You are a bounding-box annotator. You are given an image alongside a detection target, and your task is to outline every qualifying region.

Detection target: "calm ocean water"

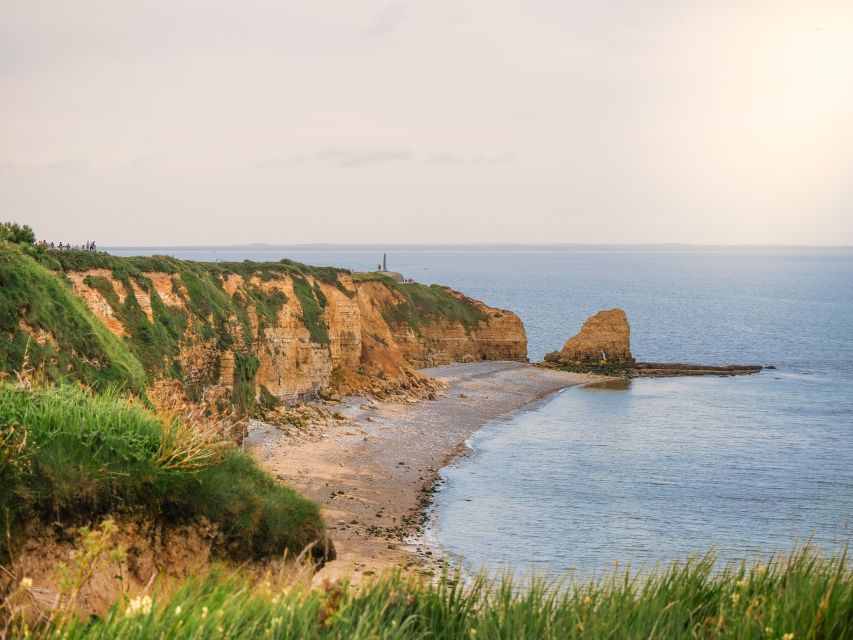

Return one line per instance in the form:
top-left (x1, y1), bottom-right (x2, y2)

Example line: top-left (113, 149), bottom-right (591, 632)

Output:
top-left (109, 245), bottom-right (853, 574)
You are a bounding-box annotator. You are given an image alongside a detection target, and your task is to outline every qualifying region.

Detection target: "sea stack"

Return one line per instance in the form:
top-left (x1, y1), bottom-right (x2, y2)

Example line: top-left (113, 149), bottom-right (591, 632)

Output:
top-left (545, 308), bottom-right (634, 367)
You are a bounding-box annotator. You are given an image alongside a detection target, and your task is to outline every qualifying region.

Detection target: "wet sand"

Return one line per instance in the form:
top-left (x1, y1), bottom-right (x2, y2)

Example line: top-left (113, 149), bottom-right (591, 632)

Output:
top-left (247, 361), bottom-right (602, 581)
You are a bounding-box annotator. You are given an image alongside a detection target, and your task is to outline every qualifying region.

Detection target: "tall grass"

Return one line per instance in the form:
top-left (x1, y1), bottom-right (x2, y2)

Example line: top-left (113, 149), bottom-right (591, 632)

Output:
top-left (0, 384), bottom-right (329, 561)
top-left (0, 243), bottom-right (147, 392)
top-left (18, 544), bottom-right (852, 639)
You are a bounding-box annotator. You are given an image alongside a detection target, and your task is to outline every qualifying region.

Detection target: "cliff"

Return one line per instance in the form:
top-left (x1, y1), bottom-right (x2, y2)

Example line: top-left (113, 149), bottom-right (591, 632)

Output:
top-left (0, 245), bottom-right (527, 409)
top-left (545, 308), bottom-right (634, 368)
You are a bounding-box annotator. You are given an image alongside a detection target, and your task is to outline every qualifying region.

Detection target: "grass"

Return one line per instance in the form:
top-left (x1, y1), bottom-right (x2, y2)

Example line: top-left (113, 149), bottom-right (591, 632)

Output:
top-left (2, 243), bottom-right (499, 416)
top-left (291, 276), bottom-right (329, 345)
top-left (353, 273), bottom-right (488, 334)
top-left (0, 243), bottom-right (147, 393)
top-left (0, 383), bottom-right (328, 562)
top-left (81, 274), bottom-right (189, 377)
top-left (0, 243), bottom-right (349, 412)
top-left (47, 250), bottom-right (348, 286)
top-left (48, 249), bottom-right (343, 351)
top-left (232, 353), bottom-right (261, 415)
top-left (14, 544), bottom-right (853, 639)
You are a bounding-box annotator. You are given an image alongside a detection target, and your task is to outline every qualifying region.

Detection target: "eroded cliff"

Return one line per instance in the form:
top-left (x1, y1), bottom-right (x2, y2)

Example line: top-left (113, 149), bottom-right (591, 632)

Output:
top-left (1, 246), bottom-right (526, 408)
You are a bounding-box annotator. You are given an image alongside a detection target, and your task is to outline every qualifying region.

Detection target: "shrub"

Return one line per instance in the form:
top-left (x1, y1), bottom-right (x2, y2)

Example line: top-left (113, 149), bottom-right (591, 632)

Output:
top-left (0, 384), bottom-right (327, 561)
top-left (0, 222), bottom-right (35, 245)
top-left (0, 243), bottom-right (147, 392)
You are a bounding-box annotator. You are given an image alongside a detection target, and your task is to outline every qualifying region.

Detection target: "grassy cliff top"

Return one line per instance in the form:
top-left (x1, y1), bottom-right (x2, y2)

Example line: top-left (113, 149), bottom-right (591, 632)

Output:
top-left (45, 249), bottom-right (349, 284)
top-left (0, 243), bottom-right (148, 393)
top-left (0, 383), bottom-right (329, 561)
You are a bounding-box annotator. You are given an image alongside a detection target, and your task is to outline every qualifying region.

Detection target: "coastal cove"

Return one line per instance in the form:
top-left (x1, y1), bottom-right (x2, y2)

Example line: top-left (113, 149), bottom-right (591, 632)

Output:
top-left (2, 240), bottom-right (852, 637)
top-left (109, 245), bottom-right (853, 578)
top-left (245, 361), bottom-right (603, 582)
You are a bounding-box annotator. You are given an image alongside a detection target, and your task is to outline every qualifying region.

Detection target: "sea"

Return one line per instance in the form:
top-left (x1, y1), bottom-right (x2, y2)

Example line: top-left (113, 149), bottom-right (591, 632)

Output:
top-left (108, 245), bottom-right (853, 576)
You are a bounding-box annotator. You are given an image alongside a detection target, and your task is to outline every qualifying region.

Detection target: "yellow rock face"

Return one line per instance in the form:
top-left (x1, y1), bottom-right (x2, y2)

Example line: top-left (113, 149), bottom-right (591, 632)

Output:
top-left (66, 268), bottom-right (528, 404)
top-left (546, 308), bottom-right (633, 367)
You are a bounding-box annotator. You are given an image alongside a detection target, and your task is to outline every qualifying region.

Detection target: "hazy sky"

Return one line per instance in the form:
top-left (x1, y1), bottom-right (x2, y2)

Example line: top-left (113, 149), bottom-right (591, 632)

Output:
top-left (2, 1), bottom-right (852, 245)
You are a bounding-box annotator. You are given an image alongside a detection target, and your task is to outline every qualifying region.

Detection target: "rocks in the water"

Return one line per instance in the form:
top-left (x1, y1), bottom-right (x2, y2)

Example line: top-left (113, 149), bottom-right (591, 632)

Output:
top-left (545, 308), bottom-right (764, 378)
top-left (545, 308), bottom-right (634, 368)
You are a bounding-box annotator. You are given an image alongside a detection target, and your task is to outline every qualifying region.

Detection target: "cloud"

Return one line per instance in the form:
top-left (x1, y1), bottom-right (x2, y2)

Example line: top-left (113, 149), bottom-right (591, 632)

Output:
top-left (360, 3), bottom-right (408, 39)
top-left (0, 160), bottom-right (83, 173)
top-left (446, 14), bottom-right (469, 25)
top-left (126, 156), bottom-right (162, 170)
top-left (316, 147), bottom-right (414, 167)
top-left (426, 151), bottom-right (518, 165)
top-left (254, 155), bottom-right (307, 169)
top-left (254, 148), bottom-right (517, 170)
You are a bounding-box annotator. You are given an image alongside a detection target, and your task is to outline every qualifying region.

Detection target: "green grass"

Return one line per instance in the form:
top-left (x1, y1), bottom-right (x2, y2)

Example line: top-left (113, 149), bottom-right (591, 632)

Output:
top-left (232, 353), bottom-right (261, 415)
top-left (21, 544), bottom-right (853, 639)
top-left (0, 243), bottom-right (147, 393)
top-left (82, 274), bottom-right (189, 376)
top-left (0, 384), bottom-right (328, 561)
top-left (353, 273), bottom-right (488, 334)
top-left (0, 244), bottom-right (349, 412)
top-left (47, 250), bottom-right (348, 285)
top-left (48, 249), bottom-right (344, 350)
top-left (2, 244), bottom-right (498, 416)
top-left (291, 276), bottom-right (329, 345)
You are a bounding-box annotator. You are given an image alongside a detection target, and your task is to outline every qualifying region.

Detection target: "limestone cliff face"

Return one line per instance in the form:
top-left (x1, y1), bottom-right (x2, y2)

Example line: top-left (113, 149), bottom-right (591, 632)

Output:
top-left (545, 308), bottom-right (634, 367)
top-left (355, 281), bottom-right (527, 370)
top-left (61, 260), bottom-right (527, 406)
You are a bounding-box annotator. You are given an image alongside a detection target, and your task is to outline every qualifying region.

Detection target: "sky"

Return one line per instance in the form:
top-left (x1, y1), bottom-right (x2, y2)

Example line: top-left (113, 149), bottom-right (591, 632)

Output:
top-left (1, 1), bottom-right (852, 246)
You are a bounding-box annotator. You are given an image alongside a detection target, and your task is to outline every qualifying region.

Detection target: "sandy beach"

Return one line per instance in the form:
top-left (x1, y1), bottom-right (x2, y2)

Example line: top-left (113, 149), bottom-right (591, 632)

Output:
top-left (247, 361), bottom-right (601, 581)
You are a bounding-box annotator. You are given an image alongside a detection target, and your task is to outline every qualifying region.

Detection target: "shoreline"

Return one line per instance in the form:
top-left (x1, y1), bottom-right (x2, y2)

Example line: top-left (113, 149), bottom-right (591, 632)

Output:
top-left (247, 361), bottom-right (605, 581)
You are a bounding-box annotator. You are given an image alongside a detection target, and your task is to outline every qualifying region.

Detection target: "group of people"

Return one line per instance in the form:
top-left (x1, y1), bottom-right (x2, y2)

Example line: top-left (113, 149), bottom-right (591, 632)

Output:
top-left (36, 239), bottom-right (97, 251)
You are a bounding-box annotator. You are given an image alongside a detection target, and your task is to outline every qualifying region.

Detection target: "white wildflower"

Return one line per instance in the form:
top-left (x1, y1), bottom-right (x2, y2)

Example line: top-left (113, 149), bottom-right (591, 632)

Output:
top-left (126, 594), bottom-right (153, 617)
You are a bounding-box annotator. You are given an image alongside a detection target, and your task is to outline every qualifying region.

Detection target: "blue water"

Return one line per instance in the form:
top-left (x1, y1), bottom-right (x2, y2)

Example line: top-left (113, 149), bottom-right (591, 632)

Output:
top-left (108, 245), bottom-right (853, 574)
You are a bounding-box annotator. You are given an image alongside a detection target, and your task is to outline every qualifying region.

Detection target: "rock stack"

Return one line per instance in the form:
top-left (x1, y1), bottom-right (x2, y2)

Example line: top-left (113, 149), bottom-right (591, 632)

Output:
top-left (545, 308), bottom-right (764, 377)
top-left (545, 308), bottom-right (634, 368)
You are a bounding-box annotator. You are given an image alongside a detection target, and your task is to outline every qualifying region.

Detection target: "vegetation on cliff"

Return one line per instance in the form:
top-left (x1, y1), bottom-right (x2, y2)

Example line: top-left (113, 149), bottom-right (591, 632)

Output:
top-left (0, 244), bottom-right (147, 393)
top-left (0, 384), bottom-right (329, 562)
top-left (7, 544), bottom-right (851, 639)
top-left (0, 243), bottom-right (340, 411)
top-left (353, 273), bottom-right (488, 334)
top-left (1, 239), bottom-right (520, 413)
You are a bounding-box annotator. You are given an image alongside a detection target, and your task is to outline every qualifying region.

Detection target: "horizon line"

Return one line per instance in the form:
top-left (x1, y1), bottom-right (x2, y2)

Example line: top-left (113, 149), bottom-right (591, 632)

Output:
top-left (102, 242), bottom-right (853, 250)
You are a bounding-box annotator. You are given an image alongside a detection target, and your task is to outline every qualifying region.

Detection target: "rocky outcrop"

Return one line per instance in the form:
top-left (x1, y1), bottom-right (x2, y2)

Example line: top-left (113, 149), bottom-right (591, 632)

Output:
top-left (544, 308), bottom-right (763, 378)
top-left (545, 308), bottom-right (634, 368)
top-left (632, 363), bottom-right (763, 377)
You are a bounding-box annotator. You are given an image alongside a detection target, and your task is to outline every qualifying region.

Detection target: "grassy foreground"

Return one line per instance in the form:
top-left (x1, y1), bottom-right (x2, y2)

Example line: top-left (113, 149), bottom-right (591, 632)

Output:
top-left (8, 545), bottom-right (852, 639)
top-left (0, 384), bottom-right (328, 560)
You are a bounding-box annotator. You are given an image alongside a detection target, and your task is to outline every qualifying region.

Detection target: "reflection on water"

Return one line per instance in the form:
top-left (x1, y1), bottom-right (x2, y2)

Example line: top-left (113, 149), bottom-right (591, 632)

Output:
top-left (582, 378), bottom-right (632, 392)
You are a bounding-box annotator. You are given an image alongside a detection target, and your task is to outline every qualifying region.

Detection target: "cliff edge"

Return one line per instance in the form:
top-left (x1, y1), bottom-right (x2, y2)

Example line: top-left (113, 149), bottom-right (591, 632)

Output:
top-left (0, 246), bottom-right (527, 409)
